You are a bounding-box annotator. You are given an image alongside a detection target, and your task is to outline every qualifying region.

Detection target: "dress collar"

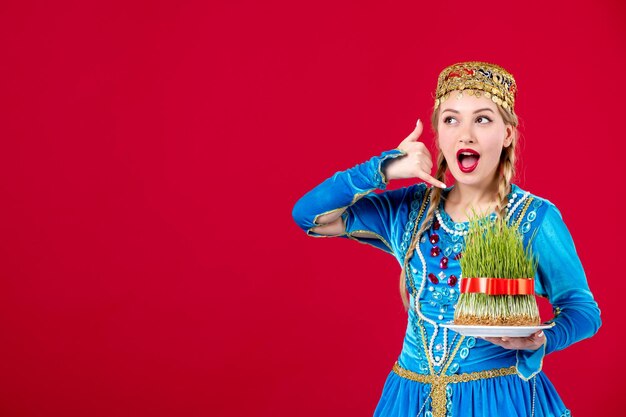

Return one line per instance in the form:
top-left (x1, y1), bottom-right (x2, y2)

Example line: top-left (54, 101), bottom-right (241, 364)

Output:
top-left (436, 183), bottom-right (523, 227)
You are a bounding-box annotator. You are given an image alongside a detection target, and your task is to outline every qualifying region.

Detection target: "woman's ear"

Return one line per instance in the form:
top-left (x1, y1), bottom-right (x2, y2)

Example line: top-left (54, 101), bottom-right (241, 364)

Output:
top-left (503, 125), bottom-right (515, 148)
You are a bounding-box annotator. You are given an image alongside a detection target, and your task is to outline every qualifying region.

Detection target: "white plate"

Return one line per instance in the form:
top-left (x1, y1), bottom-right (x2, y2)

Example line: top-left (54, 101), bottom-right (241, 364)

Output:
top-left (440, 323), bottom-right (555, 337)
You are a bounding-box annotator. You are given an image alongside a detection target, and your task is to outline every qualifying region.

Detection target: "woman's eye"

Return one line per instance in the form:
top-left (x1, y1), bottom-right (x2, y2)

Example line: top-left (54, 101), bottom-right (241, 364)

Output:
top-left (443, 116), bottom-right (456, 124)
top-left (476, 116), bottom-right (491, 124)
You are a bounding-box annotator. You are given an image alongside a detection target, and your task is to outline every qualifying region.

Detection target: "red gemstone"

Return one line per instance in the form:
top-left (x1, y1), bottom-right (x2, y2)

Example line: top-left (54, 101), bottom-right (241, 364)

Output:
top-left (454, 252), bottom-right (463, 260)
top-left (429, 234), bottom-right (439, 244)
top-left (428, 273), bottom-right (439, 284)
top-left (433, 220), bottom-right (440, 230)
top-left (439, 257), bottom-right (448, 269)
top-left (431, 246), bottom-right (441, 257)
top-left (448, 275), bottom-right (458, 286)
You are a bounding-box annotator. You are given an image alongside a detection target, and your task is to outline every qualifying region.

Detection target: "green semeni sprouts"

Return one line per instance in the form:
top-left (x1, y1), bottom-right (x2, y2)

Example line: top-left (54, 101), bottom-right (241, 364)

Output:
top-left (454, 214), bottom-right (541, 326)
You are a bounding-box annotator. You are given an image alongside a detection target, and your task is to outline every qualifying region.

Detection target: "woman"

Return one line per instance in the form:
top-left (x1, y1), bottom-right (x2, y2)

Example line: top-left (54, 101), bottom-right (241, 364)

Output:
top-left (292, 61), bottom-right (601, 417)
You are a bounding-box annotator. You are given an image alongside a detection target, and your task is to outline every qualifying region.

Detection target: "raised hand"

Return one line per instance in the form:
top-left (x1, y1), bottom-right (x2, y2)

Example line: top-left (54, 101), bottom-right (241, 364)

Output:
top-left (384, 119), bottom-right (447, 189)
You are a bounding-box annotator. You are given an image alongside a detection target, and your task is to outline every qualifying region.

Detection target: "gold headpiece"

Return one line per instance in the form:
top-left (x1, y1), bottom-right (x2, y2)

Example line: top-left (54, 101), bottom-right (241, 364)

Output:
top-left (434, 61), bottom-right (517, 114)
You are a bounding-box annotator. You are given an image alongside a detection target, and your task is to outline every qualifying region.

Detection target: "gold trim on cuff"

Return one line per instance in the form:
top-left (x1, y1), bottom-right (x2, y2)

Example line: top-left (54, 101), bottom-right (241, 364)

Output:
top-left (311, 190), bottom-right (375, 226)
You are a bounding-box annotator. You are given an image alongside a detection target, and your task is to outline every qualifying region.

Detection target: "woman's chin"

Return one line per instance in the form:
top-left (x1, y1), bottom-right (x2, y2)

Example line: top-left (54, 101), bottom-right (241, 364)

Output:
top-left (449, 169), bottom-right (498, 188)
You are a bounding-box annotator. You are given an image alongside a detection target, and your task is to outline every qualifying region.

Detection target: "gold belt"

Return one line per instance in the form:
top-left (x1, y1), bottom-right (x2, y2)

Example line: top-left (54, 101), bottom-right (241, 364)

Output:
top-left (392, 361), bottom-right (518, 417)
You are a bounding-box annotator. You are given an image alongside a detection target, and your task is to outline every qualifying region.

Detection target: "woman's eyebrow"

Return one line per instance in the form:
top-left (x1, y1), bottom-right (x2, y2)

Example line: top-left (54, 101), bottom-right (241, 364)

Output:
top-left (442, 108), bottom-right (495, 114)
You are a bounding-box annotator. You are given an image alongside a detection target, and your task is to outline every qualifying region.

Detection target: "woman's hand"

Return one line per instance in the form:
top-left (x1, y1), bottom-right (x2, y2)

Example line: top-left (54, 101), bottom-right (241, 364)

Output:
top-left (482, 330), bottom-right (546, 351)
top-left (383, 119), bottom-right (447, 188)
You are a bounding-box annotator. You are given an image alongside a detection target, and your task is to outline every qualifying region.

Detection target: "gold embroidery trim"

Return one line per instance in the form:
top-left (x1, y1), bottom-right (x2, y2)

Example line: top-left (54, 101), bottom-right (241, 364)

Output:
top-left (314, 148), bottom-right (407, 227)
top-left (401, 187), bottom-right (431, 275)
top-left (415, 316), bottom-right (467, 417)
top-left (310, 189), bottom-right (375, 226)
top-left (378, 148), bottom-right (407, 185)
top-left (347, 230), bottom-right (393, 253)
top-left (392, 361), bottom-right (517, 417)
top-left (513, 196), bottom-right (534, 228)
top-left (392, 361), bottom-right (517, 383)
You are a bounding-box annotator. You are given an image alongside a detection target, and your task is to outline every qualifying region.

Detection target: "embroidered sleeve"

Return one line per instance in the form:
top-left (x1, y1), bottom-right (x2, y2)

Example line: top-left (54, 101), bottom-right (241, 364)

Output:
top-left (516, 200), bottom-right (602, 380)
top-left (292, 149), bottom-right (411, 255)
top-left (341, 184), bottom-right (424, 255)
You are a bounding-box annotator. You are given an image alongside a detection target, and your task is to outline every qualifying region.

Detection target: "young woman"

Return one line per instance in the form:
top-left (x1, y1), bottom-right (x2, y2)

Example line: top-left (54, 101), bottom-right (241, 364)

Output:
top-left (292, 61), bottom-right (601, 417)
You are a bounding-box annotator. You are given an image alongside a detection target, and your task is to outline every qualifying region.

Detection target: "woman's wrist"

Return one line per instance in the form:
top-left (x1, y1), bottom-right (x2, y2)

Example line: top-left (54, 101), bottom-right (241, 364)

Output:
top-left (376, 148), bottom-right (406, 186)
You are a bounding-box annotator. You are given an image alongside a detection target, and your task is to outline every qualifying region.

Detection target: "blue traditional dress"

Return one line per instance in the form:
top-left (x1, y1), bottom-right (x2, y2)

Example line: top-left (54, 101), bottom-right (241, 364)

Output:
top-left (292, 149), bottom-right (602, 417)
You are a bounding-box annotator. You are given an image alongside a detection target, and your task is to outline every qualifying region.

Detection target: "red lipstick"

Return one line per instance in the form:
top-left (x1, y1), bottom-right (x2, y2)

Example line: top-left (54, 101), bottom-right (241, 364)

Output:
top-left (456, 148), bottom-right (480, 173)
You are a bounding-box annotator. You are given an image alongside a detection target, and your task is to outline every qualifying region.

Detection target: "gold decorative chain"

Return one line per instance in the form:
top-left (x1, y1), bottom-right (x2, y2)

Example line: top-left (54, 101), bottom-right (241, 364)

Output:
top-left (393, 361), bottom-right (517, 383)
top-left (392, 361), bottom-right (518, 417)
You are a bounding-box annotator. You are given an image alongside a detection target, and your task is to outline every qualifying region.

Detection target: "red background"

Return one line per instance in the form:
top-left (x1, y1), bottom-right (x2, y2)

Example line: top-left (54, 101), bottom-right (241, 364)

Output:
top-left (0, 1), bottom-right (624, 416)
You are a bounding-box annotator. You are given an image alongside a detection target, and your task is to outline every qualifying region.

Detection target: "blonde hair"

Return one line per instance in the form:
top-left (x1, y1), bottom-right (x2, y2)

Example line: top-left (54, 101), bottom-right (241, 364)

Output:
top-left (398, 102), bottom-right (520, 311)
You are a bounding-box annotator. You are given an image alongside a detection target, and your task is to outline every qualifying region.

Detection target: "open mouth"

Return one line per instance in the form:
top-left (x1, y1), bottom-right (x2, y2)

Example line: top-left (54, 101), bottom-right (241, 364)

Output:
top-left (457, 149), bottom-right (480, 173)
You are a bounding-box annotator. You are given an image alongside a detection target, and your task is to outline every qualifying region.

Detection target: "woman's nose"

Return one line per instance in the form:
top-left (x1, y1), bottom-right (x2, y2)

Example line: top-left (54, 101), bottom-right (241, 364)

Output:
top-left (459, 135), bottom-right (475, 144)
top-left (457, 122), bottom-right (475, 143)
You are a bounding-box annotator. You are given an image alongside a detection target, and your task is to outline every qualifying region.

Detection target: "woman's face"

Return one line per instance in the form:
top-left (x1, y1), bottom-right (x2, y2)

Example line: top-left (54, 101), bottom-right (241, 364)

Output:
top-left (436, 90), bottom-right (514, 189)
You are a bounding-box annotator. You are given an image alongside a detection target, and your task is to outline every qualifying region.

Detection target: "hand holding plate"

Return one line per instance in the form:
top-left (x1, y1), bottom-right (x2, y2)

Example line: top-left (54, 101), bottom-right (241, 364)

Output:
top-left (482, 330), bottom-right (546, 351)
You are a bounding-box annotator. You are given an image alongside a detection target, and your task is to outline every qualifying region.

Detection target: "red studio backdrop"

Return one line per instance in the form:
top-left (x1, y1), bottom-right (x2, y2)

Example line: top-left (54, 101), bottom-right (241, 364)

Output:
top-left (0, 1), bottom-right (624, 416)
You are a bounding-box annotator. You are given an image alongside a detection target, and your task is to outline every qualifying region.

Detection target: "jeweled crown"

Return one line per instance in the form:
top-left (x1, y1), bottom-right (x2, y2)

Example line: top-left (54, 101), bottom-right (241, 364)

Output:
top-left (434, 61), bottom-right (517, 114)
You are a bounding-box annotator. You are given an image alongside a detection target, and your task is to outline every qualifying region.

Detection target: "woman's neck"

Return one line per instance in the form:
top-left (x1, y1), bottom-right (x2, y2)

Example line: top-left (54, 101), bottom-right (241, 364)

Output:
top-left (444, 181), bottom-right (501, 221)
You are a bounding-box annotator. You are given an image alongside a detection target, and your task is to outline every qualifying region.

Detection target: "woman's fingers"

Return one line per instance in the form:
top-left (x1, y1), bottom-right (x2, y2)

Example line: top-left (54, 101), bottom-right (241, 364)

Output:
top-left (391, 118), bottom-right (446, 188)
top-left (529, 330), bottom-right (545, 346)
top-left (422, 158), bottom-right (433, 173)
top-left (404, 118), bottom-right (424, 142)
top-left (482, 331), bottom-right (545, 350)
top-left (481, 337), bottom-right (503, 346)
top-left (417, 171), bottom-right (447, 189)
